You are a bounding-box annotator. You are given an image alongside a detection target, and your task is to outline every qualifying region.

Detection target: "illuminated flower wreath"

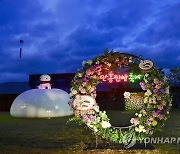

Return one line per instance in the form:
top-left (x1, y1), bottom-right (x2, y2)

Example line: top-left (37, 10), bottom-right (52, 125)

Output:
top-left (69, 50), bottom-right (172, 143)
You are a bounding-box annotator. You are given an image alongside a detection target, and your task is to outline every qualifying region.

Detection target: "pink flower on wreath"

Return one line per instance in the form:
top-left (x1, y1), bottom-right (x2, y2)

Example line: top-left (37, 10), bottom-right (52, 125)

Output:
top-left (157, 104), bottom-right (163, 110)
top-left (160, 88), bottom-right (166, 94)
top-left (155, 83), bottom-right (163, 89)
top-left (153, 89), bottom-right (159, 94)
top-left (162, 101), bottom-right (167, 106)
top-left (158, 114), bottom-right (165, 120)
top-left (83, 114), bottom-right (89, 121)
top-left (93, 93), bottom-right (97, 98)
top-left (153, 78), bottom-right (164, 89)
top-left (130, 118), bottom-right (139, 125)
top-left (82, 82), bottom-right (87, 87)
top-left (145, 128), bottom-right (150, 134)
top-left (142, 109), bottom-right (147, 116)
top-left (152, 111), bottom-right (158, 118)
top-left (97, 72), bottom-right (101, 76)
top-left (144, 120), bottom-right (151, 125)
top-left (86, 69), bottom-right (94, 76)
top-left (105, 62), bottom-right (111, 67)
top-left (83, 78), bottom-right (88, 82)
top-left (115, 58), bottom-right (119, 63)
top-left (155, 94), bottom-right (161, 101)
top-left (153, 78), bottom-right (159, 84)
top-left (140, 82), bottom-right (146, 90)
top-left (90, 86), bottom-right (96, 92)
top-left (87, 85), bottom-right (95, 92)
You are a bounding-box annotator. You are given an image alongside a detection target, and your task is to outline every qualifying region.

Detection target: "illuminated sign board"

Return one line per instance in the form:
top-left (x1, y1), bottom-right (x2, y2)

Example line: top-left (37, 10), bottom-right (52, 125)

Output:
top-left (99, 72), bottom-right (142, 83)
top-left (128, 73), bottom-right (142, 83)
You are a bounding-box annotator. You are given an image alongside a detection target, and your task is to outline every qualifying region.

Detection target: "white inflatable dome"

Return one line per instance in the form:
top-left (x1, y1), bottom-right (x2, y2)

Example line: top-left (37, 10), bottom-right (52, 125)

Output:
top-left (10, 89), bottom-right (73, 118)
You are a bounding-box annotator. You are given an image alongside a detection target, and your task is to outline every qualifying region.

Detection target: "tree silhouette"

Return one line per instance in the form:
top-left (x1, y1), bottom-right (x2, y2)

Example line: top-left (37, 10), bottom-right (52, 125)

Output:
top-left (169, 67), bottom-right (180, 108)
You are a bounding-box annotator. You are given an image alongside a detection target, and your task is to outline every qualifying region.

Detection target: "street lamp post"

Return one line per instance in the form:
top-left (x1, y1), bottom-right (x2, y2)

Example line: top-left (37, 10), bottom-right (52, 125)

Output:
top-left (19, 39), bottom-right (24, 58)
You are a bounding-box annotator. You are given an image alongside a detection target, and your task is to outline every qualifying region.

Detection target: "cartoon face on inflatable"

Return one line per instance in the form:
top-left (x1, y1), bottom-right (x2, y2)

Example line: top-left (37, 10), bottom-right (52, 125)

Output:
top-left (40, 74), bottom-right (51, 82)
top-left (72, 95), bottom-right (96, 111)
top-left (139, 60), bottom-right (154, 71)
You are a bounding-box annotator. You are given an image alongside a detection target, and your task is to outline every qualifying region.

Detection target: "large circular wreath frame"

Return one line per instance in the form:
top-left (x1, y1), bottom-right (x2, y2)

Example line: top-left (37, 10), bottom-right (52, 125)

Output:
top-left (69, 51), bottom-right (172, 143)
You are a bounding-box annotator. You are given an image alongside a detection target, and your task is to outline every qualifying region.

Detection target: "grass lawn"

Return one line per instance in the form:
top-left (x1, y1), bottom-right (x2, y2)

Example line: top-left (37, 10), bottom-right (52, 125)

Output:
top-left (0, 108), bottom-right (180, 154)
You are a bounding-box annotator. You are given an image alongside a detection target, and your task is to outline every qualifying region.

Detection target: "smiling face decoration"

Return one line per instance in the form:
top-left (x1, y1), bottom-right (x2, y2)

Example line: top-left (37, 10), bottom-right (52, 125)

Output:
top-left (40, 74), bottom-right (51, 82)
top-left (72, 95), bottom-right (98, 116)
top-left (73, 95), bottom-right (96, 110)
top-left (139, 60), bottom-right (154, 71)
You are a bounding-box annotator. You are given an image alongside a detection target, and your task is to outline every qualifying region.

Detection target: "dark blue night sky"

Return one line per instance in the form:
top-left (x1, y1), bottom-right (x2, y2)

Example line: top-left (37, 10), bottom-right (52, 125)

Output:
top-left (0, 0), bottom-right (180, 83)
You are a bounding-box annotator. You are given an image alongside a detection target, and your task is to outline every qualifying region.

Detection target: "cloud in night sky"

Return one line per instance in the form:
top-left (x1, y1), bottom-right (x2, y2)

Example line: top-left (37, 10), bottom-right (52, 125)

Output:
top-left (0, 0), bottom-right (179, 82)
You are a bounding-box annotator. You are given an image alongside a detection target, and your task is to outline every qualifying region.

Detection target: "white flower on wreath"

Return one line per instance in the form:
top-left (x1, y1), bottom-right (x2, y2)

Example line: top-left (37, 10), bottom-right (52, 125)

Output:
top-left (101, 111), bottom-right (107, 118)
top-left (144, 97), bottom-right (148, 103)
top-left (152, 120), bottom-right (157, 126)
top-left (101, 121), bottom-right (111, 128)
top-left (93, 105), bottom-right (99, 112)
top-left (144, 73), bottom-right (149, 77)
top-left (138, 114), bottom-right (142, 118)
top-left (93, 126), bottom-right (98, 132)
top-left (87, 122), bottom-right (91, 127)
top-left (87, 60), bottom-right (93, 65)
top-left (149, 96), bottom-right (156, 104)
top-left (166, 86), bottom-right (169, 94)
top-left (96, 117), bottom-right (101, 123)
top-left (71, 89), bottom-right (77, 95)
top-left (124, 92), bottom-right (131, 98)
top-left (95, 61), bottom-right (100, 64)
top-left (144, 79), bottom-right (148, 83)
top-left (135, 125), bottom-right (145, 133)
top-left (145, 89), bottom-right (152, 96)
top-left (77, 73), bottom-right (83, 78)
top-left (82, 61), bottom-right (86, 66)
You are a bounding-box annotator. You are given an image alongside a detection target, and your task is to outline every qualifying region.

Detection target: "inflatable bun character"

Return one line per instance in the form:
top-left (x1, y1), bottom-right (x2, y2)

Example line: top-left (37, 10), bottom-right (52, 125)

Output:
top-left (37, 74), bottom-right (51, 89)
top-left (72, 95), bottom-right (99, 116)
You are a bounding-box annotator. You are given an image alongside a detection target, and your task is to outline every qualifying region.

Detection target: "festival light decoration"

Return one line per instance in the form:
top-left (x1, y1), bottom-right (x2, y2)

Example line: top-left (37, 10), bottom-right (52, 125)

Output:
top-left (100, 72), bottom-right (128, 83)
top-left (99, 72), bottom-right (142, 83)
top-left (70, 51), bottom-right (172, 144)
top-left (128, 73), bottom-right (142, 83)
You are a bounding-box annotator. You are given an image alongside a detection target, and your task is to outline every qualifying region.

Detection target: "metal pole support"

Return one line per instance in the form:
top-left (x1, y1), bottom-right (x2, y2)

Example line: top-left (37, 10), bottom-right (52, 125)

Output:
top-left (95, 134), bottom-right (98, 148)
